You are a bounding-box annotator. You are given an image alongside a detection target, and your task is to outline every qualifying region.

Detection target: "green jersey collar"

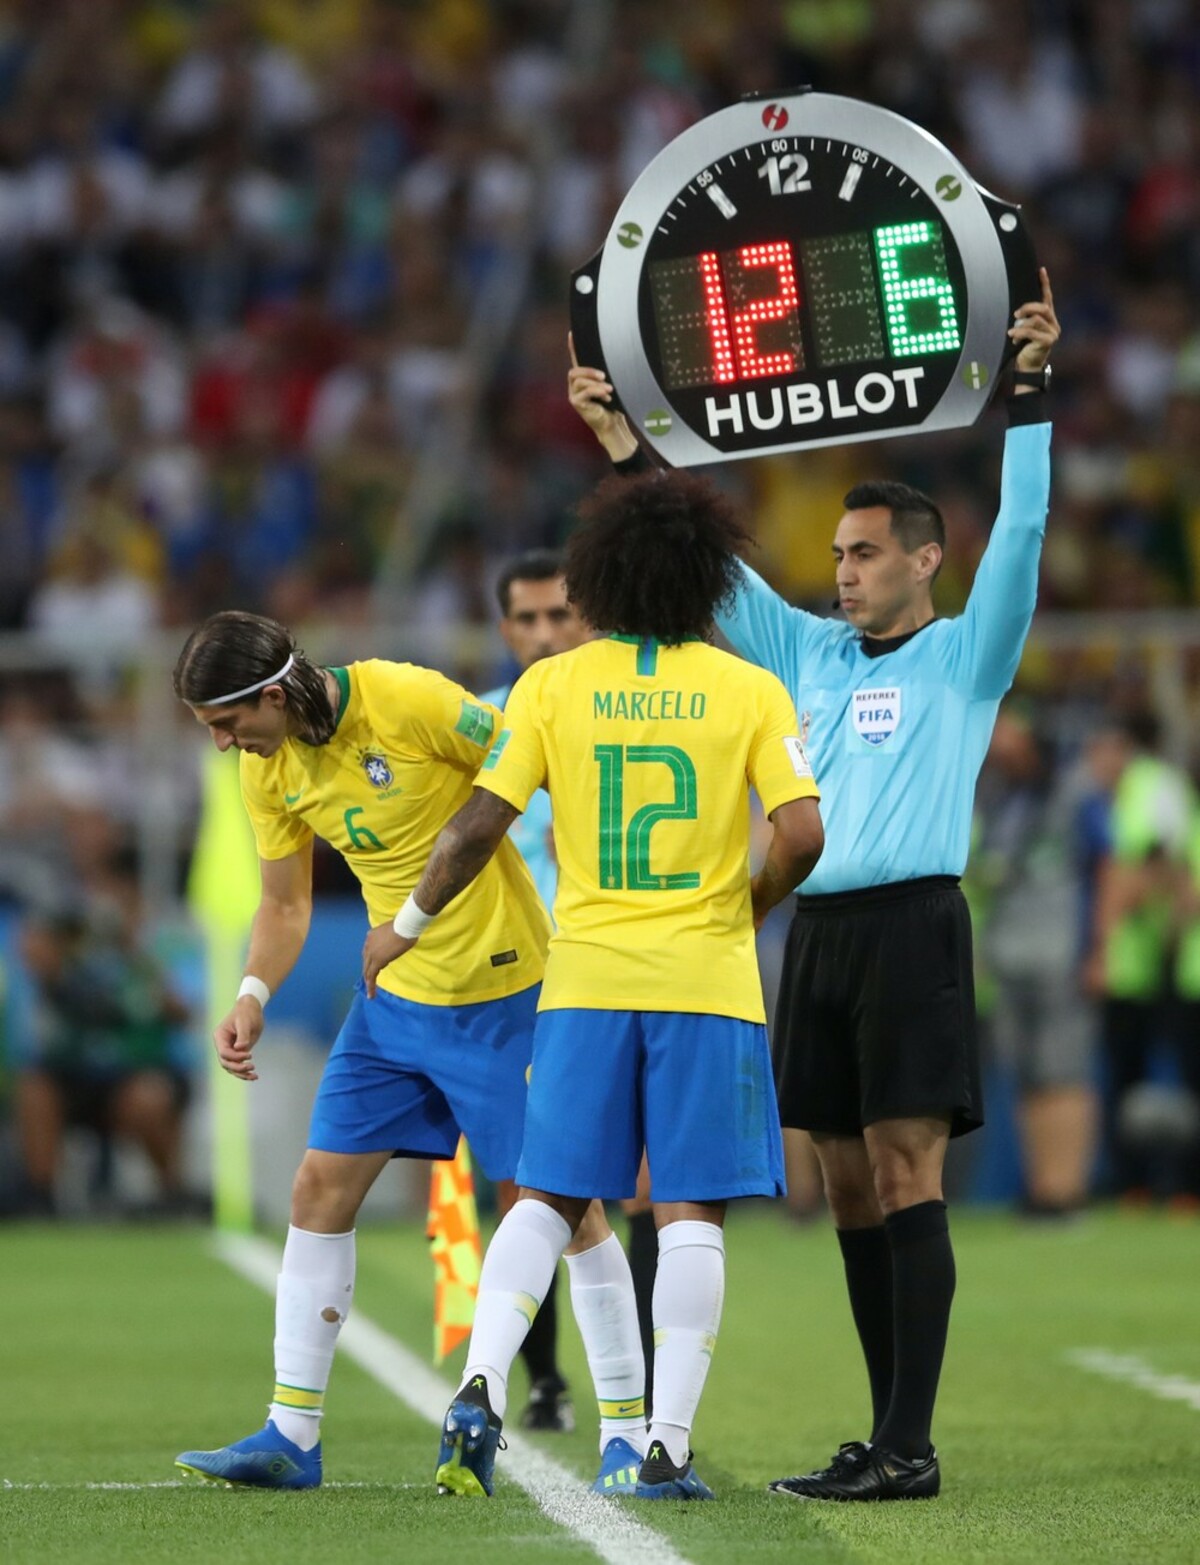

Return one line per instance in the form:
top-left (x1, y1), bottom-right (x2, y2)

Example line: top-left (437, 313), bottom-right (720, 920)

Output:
top-left (608, 633), bottom-right (703, 677)
top-left (607, 633), bottom-right (704, 645)
top-left (329, 667), bottom-right (351, 734)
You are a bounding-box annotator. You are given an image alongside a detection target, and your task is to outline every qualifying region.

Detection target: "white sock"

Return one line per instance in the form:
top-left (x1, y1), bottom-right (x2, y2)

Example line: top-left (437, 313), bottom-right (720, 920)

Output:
top-left (461, 1200), bottom-right (572, 1422)
top-left (565, 1232), bottom-right (647, 1456)
top-left (646, 1221), bottom-right (725, 1469)
top-left (268, 1225), bottom-right (355, 1450)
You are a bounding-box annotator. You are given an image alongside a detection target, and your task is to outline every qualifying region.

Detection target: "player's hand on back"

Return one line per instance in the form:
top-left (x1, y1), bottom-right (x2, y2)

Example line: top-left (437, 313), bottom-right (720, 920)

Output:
top-left (1008, 267), bottom-right (1060, 371)
top-left (213, 997), bottom-right (265, 1081)
top-left (362, 921), bottom-right (417, 999)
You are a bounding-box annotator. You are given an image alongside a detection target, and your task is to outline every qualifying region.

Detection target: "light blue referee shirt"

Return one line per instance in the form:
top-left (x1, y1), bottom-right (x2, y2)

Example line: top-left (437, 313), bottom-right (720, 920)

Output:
top-left (482, 683), bottom-right (557, 916)
top-left (716, 413), bottom-right (1052, 895)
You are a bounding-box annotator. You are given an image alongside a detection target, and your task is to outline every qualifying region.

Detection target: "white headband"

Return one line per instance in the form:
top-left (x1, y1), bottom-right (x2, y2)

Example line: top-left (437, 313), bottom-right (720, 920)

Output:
top-left (201, 654), bottom-right (295, 705)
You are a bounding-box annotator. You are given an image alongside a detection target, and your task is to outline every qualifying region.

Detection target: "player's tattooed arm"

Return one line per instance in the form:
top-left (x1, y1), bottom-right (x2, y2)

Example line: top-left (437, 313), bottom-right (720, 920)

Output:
top-left (414, 788), bottom-right (521, 912)
top-left (362, 789), bottom-right (520, 996)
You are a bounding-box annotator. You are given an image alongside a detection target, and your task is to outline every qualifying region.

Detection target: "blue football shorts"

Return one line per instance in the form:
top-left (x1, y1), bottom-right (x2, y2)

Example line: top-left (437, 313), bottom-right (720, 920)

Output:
top-left (307, 981), bottom-right (539, 1182)
top-left (516, 1008), bottom-right (786, 1203)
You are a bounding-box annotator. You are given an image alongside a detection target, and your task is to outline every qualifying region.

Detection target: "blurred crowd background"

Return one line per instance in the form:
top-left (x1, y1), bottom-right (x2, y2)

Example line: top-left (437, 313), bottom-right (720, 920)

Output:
top-left (0, 0), bottom-right (1198, 1222)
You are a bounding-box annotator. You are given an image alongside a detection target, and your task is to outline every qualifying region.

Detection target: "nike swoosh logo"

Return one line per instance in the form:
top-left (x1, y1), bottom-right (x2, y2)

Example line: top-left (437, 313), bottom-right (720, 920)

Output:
top-left (615, 1403), bottom-right (641, 1415)
top-left (284, 791), bottom-right (305, 806)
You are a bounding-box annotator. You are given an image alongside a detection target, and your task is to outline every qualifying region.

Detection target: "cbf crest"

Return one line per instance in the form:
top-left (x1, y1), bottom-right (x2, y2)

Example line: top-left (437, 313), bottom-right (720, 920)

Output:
top-left (361, 752), bottom-right (394, 789)
top-left (853, 687), bottom-right (901, 746)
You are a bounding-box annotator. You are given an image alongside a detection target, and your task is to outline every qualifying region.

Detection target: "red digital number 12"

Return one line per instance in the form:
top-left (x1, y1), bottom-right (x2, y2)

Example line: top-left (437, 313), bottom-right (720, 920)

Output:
top-left (700, 242), bottom-right (802, 383)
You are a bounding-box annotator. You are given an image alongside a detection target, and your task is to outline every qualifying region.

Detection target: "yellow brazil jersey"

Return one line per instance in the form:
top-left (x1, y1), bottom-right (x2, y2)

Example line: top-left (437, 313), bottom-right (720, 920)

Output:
top-left (477, 635), bottom-right (819, 1022)
top-left (239, 660), bottom-right (550, 1006)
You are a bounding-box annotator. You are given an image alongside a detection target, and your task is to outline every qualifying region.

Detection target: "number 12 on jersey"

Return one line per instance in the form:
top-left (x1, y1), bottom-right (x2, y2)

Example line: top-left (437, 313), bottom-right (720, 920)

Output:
top-left (595, 743), bottom-right (701, 892)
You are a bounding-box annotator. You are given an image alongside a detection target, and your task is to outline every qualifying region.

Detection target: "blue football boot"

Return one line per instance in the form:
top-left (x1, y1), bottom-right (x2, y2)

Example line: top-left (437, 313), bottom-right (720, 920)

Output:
top-left (591, 1437), bottom-right (643, 1496)
top-left (175, 1419), bottom-right (322, 1489)
top-left (436, 1378), bottom-right (504, 1497)
top-left (634, 1440), bottom-right (714, 1500)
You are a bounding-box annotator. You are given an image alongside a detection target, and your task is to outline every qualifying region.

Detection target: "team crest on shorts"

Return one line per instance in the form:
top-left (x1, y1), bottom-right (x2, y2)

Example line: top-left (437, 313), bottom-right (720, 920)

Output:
top-left (852, 687), bottom-right (901, 746)
top-left (362, 753), bottom-right (394, 788)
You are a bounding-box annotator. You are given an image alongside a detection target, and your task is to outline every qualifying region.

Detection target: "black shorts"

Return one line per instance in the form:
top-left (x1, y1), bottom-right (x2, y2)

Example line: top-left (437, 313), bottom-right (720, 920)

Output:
top-left (772, 876), bottom-right (983, 1139)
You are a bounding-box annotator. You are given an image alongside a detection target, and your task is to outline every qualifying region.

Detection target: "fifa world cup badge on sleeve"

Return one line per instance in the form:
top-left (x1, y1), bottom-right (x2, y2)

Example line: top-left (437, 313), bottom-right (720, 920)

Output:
top-left (481, 730), bottom-right (511, 771)
top-left (784, 736), bottom-right (814, 778)
top-left (456, 701), bottom-right (495, 746)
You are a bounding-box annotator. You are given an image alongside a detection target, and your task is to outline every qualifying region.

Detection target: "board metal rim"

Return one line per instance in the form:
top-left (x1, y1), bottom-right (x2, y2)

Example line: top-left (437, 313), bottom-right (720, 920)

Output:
top-left (593, 91), bottom-right (1012, 465)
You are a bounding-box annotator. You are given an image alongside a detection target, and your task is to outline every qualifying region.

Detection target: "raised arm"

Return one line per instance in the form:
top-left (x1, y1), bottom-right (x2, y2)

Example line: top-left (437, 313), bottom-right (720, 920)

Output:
top-left (946, 271), bottom-right (1060, 697)
top-left (567, 333), bottom-right (815, 684)
top-left (715, 558), bottom-right (818, 686)
top-left (567, 332), bottom-right (640, 463)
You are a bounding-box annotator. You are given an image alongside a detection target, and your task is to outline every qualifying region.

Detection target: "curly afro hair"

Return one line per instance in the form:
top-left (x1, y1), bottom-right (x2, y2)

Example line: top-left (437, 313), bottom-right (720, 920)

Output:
top-left (564, 469), bottom-right (753, 643)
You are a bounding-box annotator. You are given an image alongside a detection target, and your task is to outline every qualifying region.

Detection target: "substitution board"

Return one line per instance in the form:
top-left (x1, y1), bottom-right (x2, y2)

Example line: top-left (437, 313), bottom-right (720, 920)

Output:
top-left (570, 89), bottom-right (1039, 465)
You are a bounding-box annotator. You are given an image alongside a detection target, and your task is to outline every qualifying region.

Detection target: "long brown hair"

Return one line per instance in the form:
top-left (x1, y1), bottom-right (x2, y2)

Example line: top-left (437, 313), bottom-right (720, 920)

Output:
top-left (173, 611), bottom-right (336, 745)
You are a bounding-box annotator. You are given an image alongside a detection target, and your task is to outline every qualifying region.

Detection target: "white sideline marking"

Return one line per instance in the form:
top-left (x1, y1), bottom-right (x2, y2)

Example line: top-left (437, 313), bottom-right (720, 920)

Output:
top-left (1065, 1349), bottom-right (1200, 1411)
top-left (4, 1481), bottom-right (191, 1491)
top-left (218, 1233), bottom-right (694, 1565)
top-left (2, 1480), bottom-right (414, 1492)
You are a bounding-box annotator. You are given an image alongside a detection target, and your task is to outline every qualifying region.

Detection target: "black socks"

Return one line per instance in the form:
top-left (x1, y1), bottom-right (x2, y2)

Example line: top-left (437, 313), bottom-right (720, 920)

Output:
top-left (873, 1199), bottom-right (956, 1460)
top-left (836, 1224), bottom-right (894, 1440)
top-left (626, 1208), bottom-right (659, 1414)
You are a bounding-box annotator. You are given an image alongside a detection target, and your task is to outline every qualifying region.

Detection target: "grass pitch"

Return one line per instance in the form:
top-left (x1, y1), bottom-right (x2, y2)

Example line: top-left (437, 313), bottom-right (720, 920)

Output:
top-left (3, 1207), bottom-right (1198, 1564)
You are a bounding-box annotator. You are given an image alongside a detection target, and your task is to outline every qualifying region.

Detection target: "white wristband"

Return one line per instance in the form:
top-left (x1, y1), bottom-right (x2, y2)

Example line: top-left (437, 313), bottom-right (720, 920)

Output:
top-left (393, 893), bottom-right (435, 939)
top-left (237, 975), bottom-right (271, 1008)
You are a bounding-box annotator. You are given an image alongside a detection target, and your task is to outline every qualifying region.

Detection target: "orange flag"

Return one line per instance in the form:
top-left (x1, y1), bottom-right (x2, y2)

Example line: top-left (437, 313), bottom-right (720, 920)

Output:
top-left (427, 1138), bottom-right (482, 1363)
